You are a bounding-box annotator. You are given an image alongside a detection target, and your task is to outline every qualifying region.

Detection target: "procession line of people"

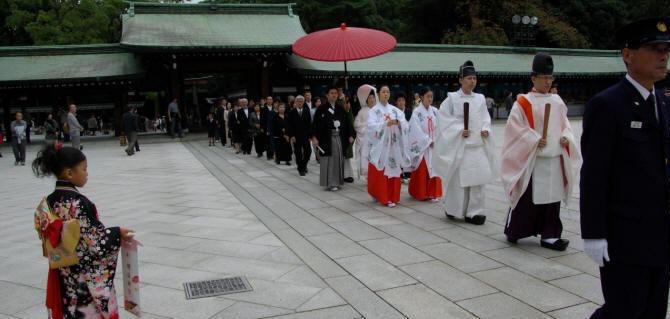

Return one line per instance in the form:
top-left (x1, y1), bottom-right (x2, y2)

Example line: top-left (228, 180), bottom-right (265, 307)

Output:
top-left (338, 54), bottom-right (581, 255)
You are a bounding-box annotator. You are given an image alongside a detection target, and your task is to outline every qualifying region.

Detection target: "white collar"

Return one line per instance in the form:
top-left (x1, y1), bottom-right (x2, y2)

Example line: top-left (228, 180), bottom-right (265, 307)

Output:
top-left (458, 89), bottom-right (474, 97)
top-left (626, 74), bottom-right (655, 100)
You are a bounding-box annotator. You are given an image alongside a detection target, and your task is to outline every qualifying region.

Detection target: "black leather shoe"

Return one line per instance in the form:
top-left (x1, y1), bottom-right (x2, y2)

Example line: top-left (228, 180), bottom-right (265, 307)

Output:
top-left (465, 215), bottom-right (486, 225)
top-left (344, 177), bottom-right (354, 183)
top-left (299, 171), bottom-right (306, 176)
top-left (541, 239), bottom-right (569, 251)
top-left (506, 236), bottom-right (518, 244)
top-left (445, 213), bottom-right (456, 220)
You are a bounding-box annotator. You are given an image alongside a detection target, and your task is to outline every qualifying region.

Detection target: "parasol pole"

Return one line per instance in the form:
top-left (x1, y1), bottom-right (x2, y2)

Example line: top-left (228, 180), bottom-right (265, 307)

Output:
top-left (344, 60), bottom-right (349, 90)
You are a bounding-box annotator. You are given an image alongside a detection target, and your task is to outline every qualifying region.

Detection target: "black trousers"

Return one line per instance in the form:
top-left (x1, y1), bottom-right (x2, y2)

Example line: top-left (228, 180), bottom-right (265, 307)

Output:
top-left (591, 263), bottom-right (669, 319)
top-left (241, 134), bottom-right (252, 153)
top-left (294, 139), bottom-right (312, 173)
top-left (218, 125), bottom-right (226, 145)
top-left (254, 134), bottom-right (265, 155)
top-left (266, 133), bottom-right (275, 159)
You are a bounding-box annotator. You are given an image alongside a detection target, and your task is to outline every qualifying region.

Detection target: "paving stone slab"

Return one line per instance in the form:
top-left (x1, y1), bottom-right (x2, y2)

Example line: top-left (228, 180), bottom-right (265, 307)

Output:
top-left (456, 292), bottom-right (551, 319)
top-left (359, 237), bottom-right (433, 266)
top-left (140, 284), bottom-right (234, 319)
top-left (295, 288), bottom-right (347, 312)
top-left (420, 242), bottom-right (503, 273)
top-left (307, 233), bottom-right (370, 259)
top-left (432, 227), bottom-right (509, 252)
top-left (325, 275), bottom-right (406, 319)
top-left (378, 284), bottom-right (476, 319)
top-left (336, 254), bottom-right (417, 291)
top-left (221, 277), bottom-right (323, 309)
top-left (550, 252), bottom-right (600, 278)
top-left (472, 267), bottom-right (585, 312)
top-left (549, 274), bottom-right (604, 305)
top-left (329, 220), bottom-right (389, 242)
top-left (401, 260), bottom-right (497, 301)
top-left (270, 305), bottom-right (360, 319)
top-left (482, 247), bottom-right (581, 281)
top-left (210, 301), bottom-right (292, 319)
top-left (547, 302), bottom-right (600, 319)
top-left (379, 223), bottom-right (447, 246)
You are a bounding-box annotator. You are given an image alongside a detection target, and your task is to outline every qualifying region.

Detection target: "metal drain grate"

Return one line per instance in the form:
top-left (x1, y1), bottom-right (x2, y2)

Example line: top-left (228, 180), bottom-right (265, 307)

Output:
top-left (183, 277), bottom-right (253, 299)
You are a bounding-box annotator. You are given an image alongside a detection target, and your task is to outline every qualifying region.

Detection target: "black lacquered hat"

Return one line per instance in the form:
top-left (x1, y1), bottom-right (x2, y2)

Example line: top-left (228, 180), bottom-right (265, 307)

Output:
top-left (532, 53), bottom-right (553, 75)
top-left (459, 60), bottom-right (476, 78)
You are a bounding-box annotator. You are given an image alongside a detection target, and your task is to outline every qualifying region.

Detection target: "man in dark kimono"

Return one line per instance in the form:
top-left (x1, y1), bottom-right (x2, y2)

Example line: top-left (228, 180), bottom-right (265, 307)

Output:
top-left (581, 18), bottom-right (670, 318)
top-left (312, 86), bottom-right (355, 191)
top-left (287, 95), bottom-right (312, 176)
top-left (500, 53), bottom-right (582, 251)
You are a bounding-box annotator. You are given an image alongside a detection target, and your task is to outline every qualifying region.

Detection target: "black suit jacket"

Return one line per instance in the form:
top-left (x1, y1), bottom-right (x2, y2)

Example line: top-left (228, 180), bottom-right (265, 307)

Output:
top-left (580, 78), bottom-right (670, 267)
top-left (237, 108), bottom-right (250, 133)
top-left (286, 107), bottom-right (312, 142)
top-left (311, 102), bottom-right (354, 156)
top-left (215, 105), bottom-right (226, 130)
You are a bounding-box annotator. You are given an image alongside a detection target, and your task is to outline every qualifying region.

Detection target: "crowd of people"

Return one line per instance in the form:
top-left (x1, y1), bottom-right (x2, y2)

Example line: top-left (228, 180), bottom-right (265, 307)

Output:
top-left (12, 17), bottom-right (670, 318)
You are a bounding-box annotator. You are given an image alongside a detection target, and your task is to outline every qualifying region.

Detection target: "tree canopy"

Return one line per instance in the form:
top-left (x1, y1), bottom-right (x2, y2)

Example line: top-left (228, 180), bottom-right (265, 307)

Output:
top-left (2, 0), bottom-right (669, 49)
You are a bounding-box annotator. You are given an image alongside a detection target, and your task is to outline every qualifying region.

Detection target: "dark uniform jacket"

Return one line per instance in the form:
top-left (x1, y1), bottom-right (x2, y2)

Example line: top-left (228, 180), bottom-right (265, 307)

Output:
top-left (311, 102), bottom-right (354, 156)
top-left (122, 112), bottom-right (138, 134)
top-left (286, 107), bottom-right (312, 142)
top-left (580, 78), bottom-right (670, 267)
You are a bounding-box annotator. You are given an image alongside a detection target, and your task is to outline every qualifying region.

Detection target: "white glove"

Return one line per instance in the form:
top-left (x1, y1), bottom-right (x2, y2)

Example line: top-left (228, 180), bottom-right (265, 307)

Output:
top-left (583, 239), bottom-right (610, 267)
top-left (333, 120), bottom-right (340, 128)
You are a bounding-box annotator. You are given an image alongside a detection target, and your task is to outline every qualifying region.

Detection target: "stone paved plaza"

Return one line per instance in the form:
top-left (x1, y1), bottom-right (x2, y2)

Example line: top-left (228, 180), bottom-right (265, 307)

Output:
top-left (0, 119), bottom-right (637, 318)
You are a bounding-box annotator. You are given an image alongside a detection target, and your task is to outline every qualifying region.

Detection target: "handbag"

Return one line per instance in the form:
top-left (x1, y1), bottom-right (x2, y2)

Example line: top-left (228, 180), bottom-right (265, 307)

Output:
top-left (120, 135), bottom-right (127, 146)
top-left (34, 197), bottom-right (81, 269)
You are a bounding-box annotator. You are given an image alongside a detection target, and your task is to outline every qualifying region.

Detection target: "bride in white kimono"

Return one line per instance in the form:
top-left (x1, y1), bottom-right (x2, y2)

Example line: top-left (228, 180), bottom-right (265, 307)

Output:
top-left (354, 85), bottom-right (378, 180)
top-left (366, 85), bottom-right (410, 207)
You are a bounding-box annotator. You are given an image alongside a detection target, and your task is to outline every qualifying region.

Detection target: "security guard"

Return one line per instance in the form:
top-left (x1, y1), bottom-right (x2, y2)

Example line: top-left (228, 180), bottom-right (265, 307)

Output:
top-left (580, 17), bottom-right (670, 318)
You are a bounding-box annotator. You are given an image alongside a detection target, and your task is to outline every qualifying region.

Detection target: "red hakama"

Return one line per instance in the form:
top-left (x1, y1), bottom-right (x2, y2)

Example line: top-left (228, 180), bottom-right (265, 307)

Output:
top-left (408, 158), bottom-right (442, 200)
top-left (367, 163), bottom-right (401, 204)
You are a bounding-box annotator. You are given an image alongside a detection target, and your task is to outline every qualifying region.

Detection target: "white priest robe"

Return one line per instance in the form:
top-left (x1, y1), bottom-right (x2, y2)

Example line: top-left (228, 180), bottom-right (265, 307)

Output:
top-left (500, 90), bottom-right (582, 209)
top-left (366, 102), bottom-right (410, 204)
top-left (434, 89), bottom-right (498, 217)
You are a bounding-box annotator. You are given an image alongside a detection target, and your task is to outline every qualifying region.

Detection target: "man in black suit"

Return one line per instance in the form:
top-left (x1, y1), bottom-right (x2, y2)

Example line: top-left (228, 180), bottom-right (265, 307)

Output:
top-left (287, 95), bottom-right (312, 176)
top-left (580, 18), bottom-right (670, 318)
top-left (260, 96), bottom-right (275, 160)
top-left (215, 98), bottom-right (227, 147)
top-left (237, 98), bottom-right (252, 154)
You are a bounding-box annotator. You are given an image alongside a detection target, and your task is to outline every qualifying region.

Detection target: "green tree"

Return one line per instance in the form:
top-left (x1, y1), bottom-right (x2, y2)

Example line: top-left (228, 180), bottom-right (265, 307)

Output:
top-left (5, 0), bottom-right (122, 45)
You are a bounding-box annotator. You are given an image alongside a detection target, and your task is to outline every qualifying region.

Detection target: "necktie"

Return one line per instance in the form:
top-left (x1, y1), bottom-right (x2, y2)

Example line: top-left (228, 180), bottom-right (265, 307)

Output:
top-left (647, 93), bottom-right (658, 124)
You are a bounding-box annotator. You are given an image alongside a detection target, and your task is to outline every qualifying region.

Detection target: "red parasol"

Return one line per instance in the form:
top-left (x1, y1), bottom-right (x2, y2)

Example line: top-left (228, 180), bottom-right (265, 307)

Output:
top-left (292, 23), bottom-right (397, 89)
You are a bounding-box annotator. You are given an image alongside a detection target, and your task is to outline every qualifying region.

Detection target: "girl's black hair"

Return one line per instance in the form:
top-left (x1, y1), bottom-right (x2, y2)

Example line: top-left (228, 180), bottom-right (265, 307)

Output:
top-left (420, 87), bottom-right (433, 96)
top-left (32, 146), bottom-right (86, 178)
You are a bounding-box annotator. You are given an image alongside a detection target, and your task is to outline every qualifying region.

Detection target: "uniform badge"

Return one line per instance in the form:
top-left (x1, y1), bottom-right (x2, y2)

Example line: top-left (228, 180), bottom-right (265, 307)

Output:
top-left (631, 121), bottom-right (643, 129)
top-left (658, 22), bottom-right (668, 32)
